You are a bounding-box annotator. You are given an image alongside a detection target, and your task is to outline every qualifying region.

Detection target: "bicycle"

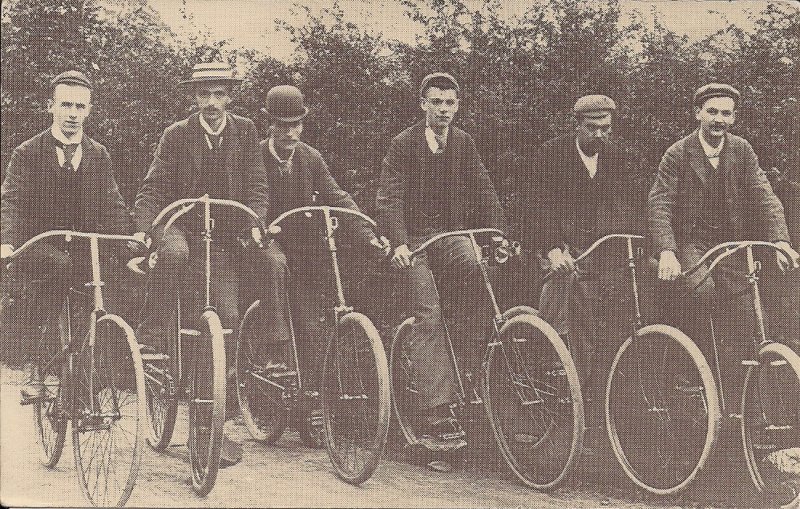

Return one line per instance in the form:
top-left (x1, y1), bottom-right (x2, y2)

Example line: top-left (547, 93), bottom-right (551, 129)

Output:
top-left (604, 238), bottom-right (799, 506)
top-left (4, 230), bottom-right (147, 507)
top-left (390, 228), bottom-right (584, 491)
top-left (131, 194), bottom-right (267, 496)
top-left (236, 205), bottom-right (391, 485)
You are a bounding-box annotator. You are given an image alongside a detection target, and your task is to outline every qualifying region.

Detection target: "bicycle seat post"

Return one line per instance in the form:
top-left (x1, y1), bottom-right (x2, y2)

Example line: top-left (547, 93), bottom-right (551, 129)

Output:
top-left (745, 245), bottom-right (768, 346)
top-left (470, 232), bottom-right (502, 323)
top-left (626, 236), bottom-right (643, 330)
top-left (201, 194), bottom-right (213, 309)
top-left (88, 234), bottom-right (105, 317)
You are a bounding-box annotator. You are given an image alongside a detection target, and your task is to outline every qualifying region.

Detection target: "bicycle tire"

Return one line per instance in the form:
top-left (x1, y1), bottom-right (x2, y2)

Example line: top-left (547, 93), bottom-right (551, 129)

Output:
top-left (32, 298), bottom-right (68, 468)
top-left (236, 300), bottom-right (289, 444)
top-left (72, 313), bottom-right (146, 507)
top-left (741, 341), bottom-right (800, 508)
top-left (484, 309), bottom-right (584, 491)
top-left (605, 324), bottom-right (720, 495)
top-left (143, 299), bottom-right (180, 451)
top-left (322, 312), bottom-right (390, 485)
top-left (188, 309), bottom-right (226, 496)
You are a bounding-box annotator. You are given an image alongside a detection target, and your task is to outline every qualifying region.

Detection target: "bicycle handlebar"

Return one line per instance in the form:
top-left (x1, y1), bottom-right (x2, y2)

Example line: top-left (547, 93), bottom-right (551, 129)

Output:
top-left (3, 230), bottom-right (147, 261)
top-left (268, 205), bottom-right (377, 230)
top-left (410, 228), bottom-right (505, 259)
top-left (680, 241), bottom-right (794, 282)
top-left (151, 195), bottom-right (267, 239)
top-left (542, 234), bottom-right (644, 282)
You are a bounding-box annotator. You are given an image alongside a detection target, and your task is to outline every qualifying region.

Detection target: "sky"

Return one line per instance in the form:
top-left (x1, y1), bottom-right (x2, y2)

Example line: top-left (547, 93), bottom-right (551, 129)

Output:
top-left (145, 0), bottom-right (793, 61)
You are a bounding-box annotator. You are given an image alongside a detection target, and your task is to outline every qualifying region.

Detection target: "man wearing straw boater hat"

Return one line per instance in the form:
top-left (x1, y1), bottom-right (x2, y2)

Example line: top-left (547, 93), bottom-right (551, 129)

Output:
top-left (255, 85), bottom-right (387, 405)
top-left (133, 62), bottom-right (271, 466)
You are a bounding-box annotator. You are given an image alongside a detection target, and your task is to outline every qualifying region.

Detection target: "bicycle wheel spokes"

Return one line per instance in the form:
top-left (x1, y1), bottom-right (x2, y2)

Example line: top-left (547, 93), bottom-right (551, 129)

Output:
top-left (72, 315), bottom-right (145, 507)
top-left (236, 300), bottom-right (289, 444)
top-left (143, 301), bottom-right (179, 451)
top-left (389, 317), bottom-right (426, 445)
top-left (606, 326), bottom-right (720, 495)
top-left (485, 313), bottom-right (583, 491)
top-left (742, 342), bottom-right (800, 507)
top-left (322, 312), bottom-right (390, 485)
top-left (188, 310), bottom-right (226, 496)
top-left (32, 302), bottom-right (68, 468)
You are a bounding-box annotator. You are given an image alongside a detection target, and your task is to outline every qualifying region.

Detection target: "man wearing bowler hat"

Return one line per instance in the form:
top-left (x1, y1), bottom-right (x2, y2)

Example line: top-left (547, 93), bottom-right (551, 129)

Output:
top-left (133, 62), bottom-right (270, 465)
top-left (255, 84), bottom-right (387, 406)
top-left (1, 70), bottom-right (131, 401)
top-left (650, 83), bottom-right (798, 401)
top-left (520, 94), bottom-right (643, 447)
top-left (376, 73), bottom-right (505, 453)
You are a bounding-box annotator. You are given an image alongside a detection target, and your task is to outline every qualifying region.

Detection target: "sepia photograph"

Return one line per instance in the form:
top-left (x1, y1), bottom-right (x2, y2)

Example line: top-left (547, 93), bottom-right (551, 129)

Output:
top-left (1, 0), bottom-right (798, 507)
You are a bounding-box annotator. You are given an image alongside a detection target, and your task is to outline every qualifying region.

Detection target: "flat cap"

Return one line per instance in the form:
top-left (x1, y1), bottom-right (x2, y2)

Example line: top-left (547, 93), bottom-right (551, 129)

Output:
top-left (419, 72), bottom-right (460, 97)
top-left (693, 83), bottom-right (740, 107)
top-left (573, 95), bottom-right (616, 117)
top-left (51, 70), bottom-right (93, 90)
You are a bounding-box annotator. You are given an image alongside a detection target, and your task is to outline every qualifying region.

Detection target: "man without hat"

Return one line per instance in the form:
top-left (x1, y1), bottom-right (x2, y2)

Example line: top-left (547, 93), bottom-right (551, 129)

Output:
top-left (1, 70), bottom-right (132, 400)
top-left (649, 83), bottom-right (799, 402)
top-left (255, 85), bottom-right (388, 412)
top-left (518, 94), bottom-right (644, 447)
top-left (376, 72), bottom-right (505, 454)
top-left (132, 62), bottom-right (271, 465)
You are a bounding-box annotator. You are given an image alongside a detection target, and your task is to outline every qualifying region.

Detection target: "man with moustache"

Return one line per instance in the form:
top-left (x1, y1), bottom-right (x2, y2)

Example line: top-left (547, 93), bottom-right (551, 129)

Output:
top-left (133, 62), bottom-right (270, 465)
top-left (650, 83), bottom-right (799, 401)
top-left (520, 95), bottom-right (642, 446)
top-left (1, 70), bottom-right (131, 401)
top-left (376, 73), bottom-right (505, 452)
top-left (256, 85), bottom-right (387, 395)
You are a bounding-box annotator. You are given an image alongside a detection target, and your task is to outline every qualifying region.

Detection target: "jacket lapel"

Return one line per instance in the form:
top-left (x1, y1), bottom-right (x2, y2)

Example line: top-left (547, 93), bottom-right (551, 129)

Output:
top-left (688, 130), bottom-right (711, 186)
top-left (223, 113), bottom-right (240, 199)
top-left (188, 113), bottom-right (204, 186)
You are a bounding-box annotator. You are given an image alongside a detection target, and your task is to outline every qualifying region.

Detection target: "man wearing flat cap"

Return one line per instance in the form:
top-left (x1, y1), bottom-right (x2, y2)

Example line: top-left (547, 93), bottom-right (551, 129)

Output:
top-left (1, 70), bottom-right (131, 401)
top-left (650, 83), bottom-right (799, 398)
top-left (255, 85), bottom-right (387, 402)
top-left (133, 62), bottom-right (270, 464)
top-left (519, 94), bottom-right (644, 440)
top-left (376, 72), bottom-right (505, 452)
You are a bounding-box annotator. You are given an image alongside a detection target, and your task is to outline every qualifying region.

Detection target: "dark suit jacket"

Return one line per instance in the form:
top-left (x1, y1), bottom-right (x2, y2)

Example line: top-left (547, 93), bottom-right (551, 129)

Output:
top-left (521, 133), bottom-right (642, 255)
top-left (133, 112), bottom-right (269, 233)
top-left (1, 130), bottom-right (131, 247)
top-left (260, 140), bottom-right (375, 243)
top-left (376, 120), bottom-right (505, 247)
top-left (649, 129), bottom-right (789, 254)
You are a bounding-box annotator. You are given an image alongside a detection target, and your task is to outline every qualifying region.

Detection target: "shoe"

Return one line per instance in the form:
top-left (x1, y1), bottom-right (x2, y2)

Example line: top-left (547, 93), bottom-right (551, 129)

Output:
top-left (20, 363), bottom-right (45, 404)
top-left (418, 404), bottom-right (467, 452)
top-left (219, 433), bottom-right (242, 468)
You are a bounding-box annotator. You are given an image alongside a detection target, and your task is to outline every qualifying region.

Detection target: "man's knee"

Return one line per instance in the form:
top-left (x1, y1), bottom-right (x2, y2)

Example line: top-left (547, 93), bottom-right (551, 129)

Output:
top-left (157, 233), bottom-right (189, 267)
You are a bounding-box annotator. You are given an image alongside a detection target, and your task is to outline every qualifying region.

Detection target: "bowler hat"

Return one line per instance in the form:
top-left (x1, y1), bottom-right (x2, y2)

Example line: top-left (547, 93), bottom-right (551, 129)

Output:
top-left (261, 85), bottom-right (309, 122)
top-left (573, 95), bottom-right (616, 118)
top-left (693, 83), bottom-right (740, 107)
top-left (51, 70), bottom-right (93, 91)
top-left (419, 72), bottom-right (460, 98)
top-left (179, 62), bottom-right (242, 86)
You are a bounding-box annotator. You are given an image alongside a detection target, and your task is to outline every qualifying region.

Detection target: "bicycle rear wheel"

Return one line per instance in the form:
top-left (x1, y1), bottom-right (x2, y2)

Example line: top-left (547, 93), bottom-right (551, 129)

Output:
top-left (606, 324), bottom-right (720, 495)
top-left (741, 341), bottom-right (800, 507)
top-left (322, 312), bottom-right (390, 485)
top-left (236, 300), bottom-right (289, 444)
top-left (188, 309), bottom-right (226, 496)
top-left (32, 298), bottom-right (68, 468)
top-left (484, 309), bottom-right (584, 491)
top-left (72, 313), bottom-right (146, 507)
top-left (143, 299), bottom-right (180, 451)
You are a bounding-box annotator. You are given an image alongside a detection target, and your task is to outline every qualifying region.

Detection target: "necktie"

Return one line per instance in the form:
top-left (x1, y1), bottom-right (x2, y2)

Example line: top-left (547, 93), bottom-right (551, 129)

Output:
top-left (54, 139), bottom-right (79, 171)
top-left (434, 133), bottom-right (447, 153)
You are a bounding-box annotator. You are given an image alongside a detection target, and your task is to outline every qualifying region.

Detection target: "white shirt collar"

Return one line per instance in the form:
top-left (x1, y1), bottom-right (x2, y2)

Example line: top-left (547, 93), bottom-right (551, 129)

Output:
top-left (268, 137), bottom-right (295, 171)
top-left (51, 125), bottom-right (83, 170)
top-left (51, 125), bottom-right (83, 145)
top-left (576, 138), bottom-right (599, 178)
top-left (699, 131), bottom-right (724, 157)
top-left (425, 124), bottom-right (449, 153)
top-left (199, 112), bottom-right (227, 136)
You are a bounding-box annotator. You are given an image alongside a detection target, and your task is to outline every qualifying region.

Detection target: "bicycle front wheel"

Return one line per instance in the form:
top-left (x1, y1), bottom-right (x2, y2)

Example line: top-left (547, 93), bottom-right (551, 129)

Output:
top-left (72, 313), bottom-right (146, 507)
top-left (188, 309), bottom-right (226, 496)
top-left (143, 299), bottom-right (180, 451)
top-left (32, 299), bottom-right (68, 468)
top-left (484, 309), bottom-right (584, 491)
top-left (741, 341), bottom-right (800, 507)
top-left (606, 324), bottom-right (720, 495)
top-left (322, 312), bottom-right (390, 485)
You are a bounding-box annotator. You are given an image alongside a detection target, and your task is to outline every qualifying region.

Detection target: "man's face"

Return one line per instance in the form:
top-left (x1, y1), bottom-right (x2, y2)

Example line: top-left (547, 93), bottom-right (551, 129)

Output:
top-left (576, 113), bottom-right (612, 155)
top-left (195, 83), bottom-right (231, 125)
top-left (271, 120), bottom-right (303, 152)
top-left (421, 86), bottom-right (459, 132)
top-left (48, 84), bottom-right (92, 138)
top-left (695, 96), bottom-right (735, 143)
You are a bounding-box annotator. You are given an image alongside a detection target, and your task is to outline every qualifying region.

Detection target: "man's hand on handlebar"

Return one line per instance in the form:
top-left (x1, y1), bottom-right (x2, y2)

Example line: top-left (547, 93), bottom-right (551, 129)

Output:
top-left (371, 236), bottom-right (391, 257)
top-left (0, 244), bottom-right (14, 260)
top-left (547, 247), bottom-right (576, 275)
top-left (391, 244), bottom-right (414, 269)
top-left (658, 250), bottom-right (682, 280)
top-left (127, 232), bottom-right (150, 252)
top-left (775, 241), bottom-right (800, 271)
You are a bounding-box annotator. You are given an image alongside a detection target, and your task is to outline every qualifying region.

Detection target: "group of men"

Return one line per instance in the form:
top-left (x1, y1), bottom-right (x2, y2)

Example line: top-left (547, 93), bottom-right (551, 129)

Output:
top-left (2, 62), bottom-right (798, 462)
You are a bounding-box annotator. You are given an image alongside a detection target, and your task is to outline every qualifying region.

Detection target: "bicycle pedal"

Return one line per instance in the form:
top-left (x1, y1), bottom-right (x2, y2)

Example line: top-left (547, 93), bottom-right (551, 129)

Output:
top-left (180, 328), bottom-right (200, 336)
top-left (141, 352), bottom-right (170, 362)
top-left (309, 414), bottom-right (324, 427)
top-left (222, 328), bottom-right (233, 335)
top-left (19, 394), bottom-right (48, 405)
top-left (269, 370), bottom-right (297, 379)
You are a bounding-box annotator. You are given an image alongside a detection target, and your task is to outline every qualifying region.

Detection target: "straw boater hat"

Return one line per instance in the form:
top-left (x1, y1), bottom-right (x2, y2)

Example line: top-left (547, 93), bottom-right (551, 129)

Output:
top-left (179, 62), bottom-right (242, 86)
